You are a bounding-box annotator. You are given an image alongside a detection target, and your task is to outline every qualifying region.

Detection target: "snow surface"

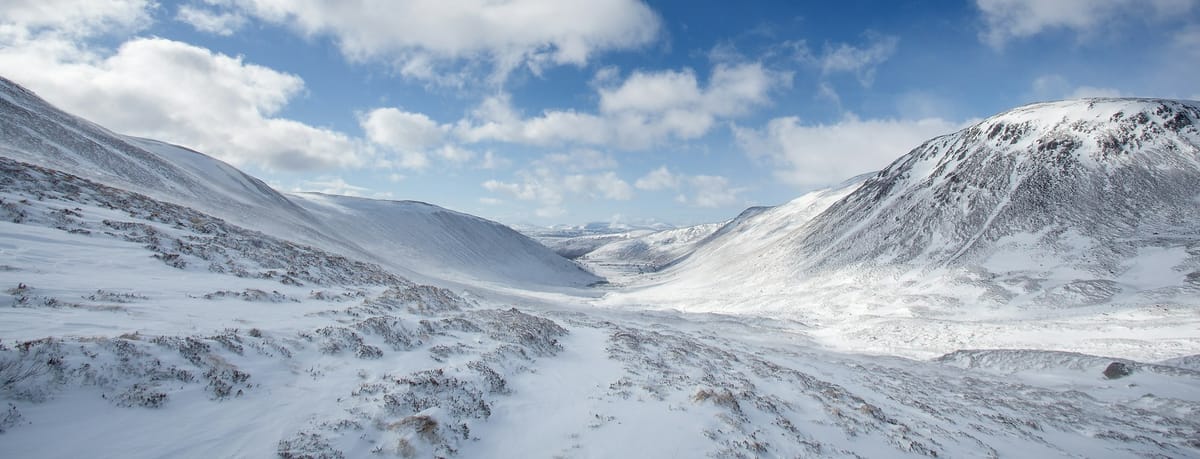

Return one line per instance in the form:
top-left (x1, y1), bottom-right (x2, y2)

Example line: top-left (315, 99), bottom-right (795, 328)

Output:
top-left (599, 98), bottom-right (1200, 361)
top-left (0, 76), bottom-right (597, 291)
top-left (289, 192), bottom-right (598, 290)
top-left (2, 78), bottom-right (1199, 457)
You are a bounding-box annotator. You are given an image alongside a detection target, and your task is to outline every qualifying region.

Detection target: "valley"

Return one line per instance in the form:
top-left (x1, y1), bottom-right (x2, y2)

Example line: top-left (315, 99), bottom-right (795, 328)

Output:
top-left (1, 78), bottom-right (1199, 457)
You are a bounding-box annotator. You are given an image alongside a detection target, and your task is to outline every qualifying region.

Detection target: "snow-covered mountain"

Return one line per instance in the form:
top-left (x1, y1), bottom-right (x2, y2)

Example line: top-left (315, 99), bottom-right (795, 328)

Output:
top-left (520, 220), bottom-right (679, 262)
top-left (290, 192), bottom-right (597, 289)
top-left (639, 99), bottom-right (1199, 297)
top-left (0, 76), bottom-right (597, 289)
top-left (2, 78), bottom-right (1199, 457)
top-left (797, 98), bottom-right (1200, 275)
top-left (566, 222), bottom-right (726, 284)
top-left (608, 99), bottom-right (1200, 359)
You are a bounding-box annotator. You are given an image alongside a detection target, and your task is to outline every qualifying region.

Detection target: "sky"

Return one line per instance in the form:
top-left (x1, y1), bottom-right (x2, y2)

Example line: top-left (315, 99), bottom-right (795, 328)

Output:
top-left (1, 0), bottom-right (1198, 227)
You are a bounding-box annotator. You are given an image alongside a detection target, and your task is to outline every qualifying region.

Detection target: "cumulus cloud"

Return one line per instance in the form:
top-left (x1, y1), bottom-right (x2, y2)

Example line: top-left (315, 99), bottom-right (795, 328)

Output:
top-left (598, 69), bottom-right (703, 113)
top-left (482, 152), bottom-right (633, 218)
top-left (975, 0), bottom-right (1198, 48)
top-left (479, 151), bottom-right (511, 170)
top-left (457, 62), bottom-right (788, 150)
top-left (0, 0), bottom-right (153, 39)
top-left (735, 115), bottom-right (963, 188)
top-left (362, 108), bottom-right (445, 151)
top-left (0, 36), bottom-right (364, 171)
top-left (634, 166), bottom-right (680, 191)
top-left (208, 0), bottom-right (661, 83)
top-left (680, 175), bottom-right (745, 208)
top-left (360, 107), bottom-right (456, 169)
top-left (176, 5), bottom-right (247, 36)
top-left (635, 166), bottom-right (745, 208)
top-left (435, 145), bottom-right (476, 164)
top-left (0, 1), bottom-right (374, 172)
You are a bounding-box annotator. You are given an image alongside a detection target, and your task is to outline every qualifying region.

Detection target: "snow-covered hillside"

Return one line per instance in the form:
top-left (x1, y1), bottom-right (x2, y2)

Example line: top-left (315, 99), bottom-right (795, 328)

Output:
top-left (0, 76), bottom-right (596, 290)
top-left (1, 158), bottom-right (1197, 457)
top-left (606, 99), bottom-right (1200, 360)
top-left (798, 98), bottom-right (1200, 274)
top-left (572, 222), bottom-right (725, 283)
top-left (290, 192), bottom-right (597, 290)
top-left (2, 76), bottom-right (1199, 457)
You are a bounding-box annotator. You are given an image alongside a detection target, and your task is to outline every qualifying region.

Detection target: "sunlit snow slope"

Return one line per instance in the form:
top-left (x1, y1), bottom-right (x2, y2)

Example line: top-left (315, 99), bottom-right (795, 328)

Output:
top-left (609, 99), bottom-right (1200, 359)
top-left (2, 79), bottom-right (1200, 458)
top-left (0, 76), bottom-right (596, 289)
top-left (290, 192), bottom-right (597, 289)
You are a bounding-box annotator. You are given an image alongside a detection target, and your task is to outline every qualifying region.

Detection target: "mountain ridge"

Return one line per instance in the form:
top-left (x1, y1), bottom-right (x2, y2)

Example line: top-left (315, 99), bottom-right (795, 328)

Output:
top-left (602, 97), bottom-right (1200, 359)
top-left (0, 75), bottom-right (598, 289)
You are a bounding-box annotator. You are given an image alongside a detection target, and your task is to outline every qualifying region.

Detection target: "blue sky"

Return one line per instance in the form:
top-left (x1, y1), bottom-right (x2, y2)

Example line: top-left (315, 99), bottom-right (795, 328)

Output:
top-left (2, 0), bottom-right (1197, 226)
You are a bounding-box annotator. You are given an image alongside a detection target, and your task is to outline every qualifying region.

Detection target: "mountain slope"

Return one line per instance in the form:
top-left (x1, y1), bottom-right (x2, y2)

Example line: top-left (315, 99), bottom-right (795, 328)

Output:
top-left (565, 222), bottom-right (725, 284)
top-left (607, 99), bottom-right (1200, 358)
top-left (0, 78), bottom-right (311, 231)
top-left (0, 76), bottom-right (597, 289)
top-left (643, 99), bottom-right (1200, 297)
top-left (2, 81), bottom-right (1199, 458)
top-left (795, 98), bottom-right (1200, 273)
top-left (624, 173), bottom-right (871, 292)
top-left (290, 192), bottom-right (598, 289)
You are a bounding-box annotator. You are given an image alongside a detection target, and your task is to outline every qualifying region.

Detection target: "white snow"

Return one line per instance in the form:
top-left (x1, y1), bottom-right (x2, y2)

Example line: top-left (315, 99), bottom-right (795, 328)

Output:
top-left (1, 78), bottom-right (1199, 457)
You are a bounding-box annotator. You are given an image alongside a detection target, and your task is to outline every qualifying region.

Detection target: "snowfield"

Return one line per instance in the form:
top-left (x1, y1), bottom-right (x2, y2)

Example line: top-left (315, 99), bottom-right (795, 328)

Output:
top-left (2, 77), bottom-right (1200, 458)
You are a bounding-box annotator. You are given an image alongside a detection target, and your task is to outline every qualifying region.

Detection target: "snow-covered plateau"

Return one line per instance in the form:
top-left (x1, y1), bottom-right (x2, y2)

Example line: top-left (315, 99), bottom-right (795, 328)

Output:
top-left (1, 77), bottom-right (1198, 458)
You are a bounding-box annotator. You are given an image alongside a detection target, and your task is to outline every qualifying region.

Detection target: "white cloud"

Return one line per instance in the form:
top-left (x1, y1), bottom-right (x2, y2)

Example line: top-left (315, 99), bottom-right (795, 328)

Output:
top-left (482, 152), bottom-right (633, 217)
top-left (635, 166), bottom-right (744, 208)
top-left (176, 5), bottom-right (247, 36)
top-left (818, 34), bottom-right (898, 86)
top-left (735, 115), bottom-right (963, 188)
top-left (599, 62), bottom-right (785, 118)
top-left (681, 175), bottom-right (745, 208)
top-left (213, 0), bottom-right (661, 83)
top-left (0, 35), bottom-right (365, 171)
top-left (479, 197), bottom-right (504, 206)
top-left (542, 149), bottom-right (618, 171)
top-left (362, 107), bottom-right (515, 169)
top-left (563, 171), bottom-right (634, 200)
top-left (975, 0), bottom-right (1197, 48)
top-left (599, 69), bottom-right (703, 113)
top-left (457, 62), bottom-right (788, 150)
top-left (781, 34), bottom-right (898, 101)
top-left (0, 0), bottom-right (153, 39)
top-left (479, 151), bottom-right (511, 170)
top-left (634, 165), bottom-right (681, 191)
top-left (362, 107), bottom-right (446, 151)
top-left (436, 145), bottom-right (476, 164)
